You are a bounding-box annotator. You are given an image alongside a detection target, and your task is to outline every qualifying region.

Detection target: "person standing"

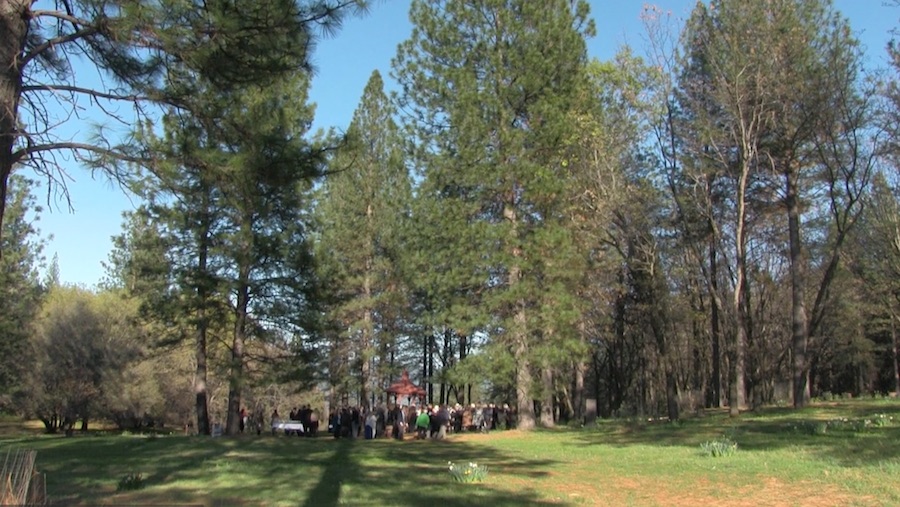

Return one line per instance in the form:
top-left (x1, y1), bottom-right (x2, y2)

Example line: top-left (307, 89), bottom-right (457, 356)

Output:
top-left (350, 406), bottom-right (361, 439)
top-left (254, 407), bottom-right (264, 435)
top-left (463, 404), bottom-right (474, 432)
top-left (270, 409), bottom-right (281, 436)
top-left (415, 408), bottom-right (430, 440)
top-left (473, 404), bottom-right (484, 433)
top-left (308, 408), bottom-right (319, 437)
top-left (390, 404), bottom-right (406, 440)
top-left (436, 405), bottom-right (450, 439)
top-left (299, 405), bottom-right (311, 437)
top-left (331, 409), bottom-right (342, 439)
top-left (375, 404), bottom-right (387, 438)
top-left (452, 404), bottom-right (463, 433)
top-left (341, 407), bottom-right (353, 438)
top-left (365, 411), bottom-right (377, 439)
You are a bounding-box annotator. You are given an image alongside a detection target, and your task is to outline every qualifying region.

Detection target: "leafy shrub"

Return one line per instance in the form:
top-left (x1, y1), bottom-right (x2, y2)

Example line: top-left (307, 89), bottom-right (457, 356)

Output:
top-left (700, 437), bottom-right (737, 457)
top-left (790, 413), bottom-right (895, 435)
top-left (447, 461), bottom-right (488, 483)
top-left (116, 472), bottom-right (145, 491)
top-left (871, 413), bottom-right (894, 427)
top-left (791, 421), bottom-right (828, 435)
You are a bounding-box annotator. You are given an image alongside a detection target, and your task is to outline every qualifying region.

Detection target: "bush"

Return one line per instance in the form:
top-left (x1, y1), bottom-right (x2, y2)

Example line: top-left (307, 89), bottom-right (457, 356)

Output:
top-left (447, 461), bottom-right (488, 483)
top-left (791, 414), bottom-right (895, 435)
top-left (700, 437), bottom-right (737, 457)
top-left (791, 421), bottom-right (828, 435)
top-left (116, 472), bottom-right (145, 491)
top-left (871, 413), bottom-right (894, 427)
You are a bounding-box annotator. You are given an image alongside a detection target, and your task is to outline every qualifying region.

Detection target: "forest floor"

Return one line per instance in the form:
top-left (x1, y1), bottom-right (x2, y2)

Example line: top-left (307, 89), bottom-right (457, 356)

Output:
top-left (1, 399), bottom-right (899, 506)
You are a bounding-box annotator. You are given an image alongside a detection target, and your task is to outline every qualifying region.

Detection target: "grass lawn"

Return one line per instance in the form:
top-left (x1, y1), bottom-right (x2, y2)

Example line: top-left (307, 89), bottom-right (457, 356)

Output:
top-left (2, 399), bottom-right (900, 506)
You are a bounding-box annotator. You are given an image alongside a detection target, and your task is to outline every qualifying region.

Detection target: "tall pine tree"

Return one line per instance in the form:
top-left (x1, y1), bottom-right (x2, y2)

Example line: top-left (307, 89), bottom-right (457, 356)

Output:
top-left (0, 176), bottom-right (44, 397)
top-left (0, 0), bottom-right (368, 256)
top-left (394, 0), bottom-right (593, 429)
top-left (315, 70), bottom-right (412, 407)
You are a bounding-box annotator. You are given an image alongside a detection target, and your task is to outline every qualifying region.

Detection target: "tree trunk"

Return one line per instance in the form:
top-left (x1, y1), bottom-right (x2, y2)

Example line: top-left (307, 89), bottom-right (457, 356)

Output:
top-left (360, 240), bottom-right (373, 408)
top-left (440, 328), bottom-right (452, 404)
top-left (610, 269), bottom-right (628, 415)
top-left (731, 307), bottom-right (748, 416)
top-left (731, 153), bottom-right (751, 417)
top-left (505, 199), bottom-right (534, 430)
top-left (514, 321), bottom-right (534, 430)
top-left (540, 366), bottom-right (554, 427)
top-left (194, 204), bottom-right (211, 436)
top-left (649, 311), bottom-right (679, 421)
top-left (41, 417), bottom-right (58, 434)
top-left (421, 334), bottom-right (428, 402)
top-left (359, 317), bottom-right (371, 410)
top-left (892, 310), bottom-right (900, 396)
top-left (0, 1), bottom-right (29, 256)
top-left (786, 168), bottom-right (810, 407)
top-left (195, 320), bottom-right (210, 436)
top-left (226, 255), bottom-right (251, 436)
top-left (573, 358), bottom-right (586, 422)
top-left (709, 238), bottom-right (723, 408)
top-left (427, 334), bottom-right (434, 404)
top-left (459, 334), bottom-right (468, 404)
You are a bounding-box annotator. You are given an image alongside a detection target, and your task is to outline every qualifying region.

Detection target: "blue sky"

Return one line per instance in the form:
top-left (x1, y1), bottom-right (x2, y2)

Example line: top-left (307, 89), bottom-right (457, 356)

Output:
top-left (29, 0), bottom-right (898, 287)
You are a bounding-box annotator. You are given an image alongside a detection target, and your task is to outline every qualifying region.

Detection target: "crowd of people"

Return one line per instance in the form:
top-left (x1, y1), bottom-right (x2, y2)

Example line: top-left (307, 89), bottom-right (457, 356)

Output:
top-left (229, 401), bottom-right (517, 440)
top-left (268, 405), bottom-right (320, 437)
top-left (325, 402), bottom-right (517, 440)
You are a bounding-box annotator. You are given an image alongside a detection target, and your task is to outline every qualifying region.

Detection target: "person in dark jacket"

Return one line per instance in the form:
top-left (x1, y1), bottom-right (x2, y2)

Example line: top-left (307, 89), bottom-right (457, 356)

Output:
top-left (389, 404), bottom-right (406, 440)
top-left (330, 409), bottom-right (341, 439)
top-left (436, 405), bottom-right (451, 439)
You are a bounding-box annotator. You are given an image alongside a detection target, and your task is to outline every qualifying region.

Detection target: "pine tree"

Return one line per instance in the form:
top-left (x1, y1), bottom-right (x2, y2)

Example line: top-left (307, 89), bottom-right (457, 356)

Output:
top-left (0, 176), bottom-right (44, 395)
top-left (119, 69), bottom-right (324, 435)
top-left (211, 74), bottom-right (326, 435)
top-left (315, 70), bottom-right (412, 407)
top-left (394, 0), bottom-right (594, 429)
top-left (0, 0), bottom-right (367, 258)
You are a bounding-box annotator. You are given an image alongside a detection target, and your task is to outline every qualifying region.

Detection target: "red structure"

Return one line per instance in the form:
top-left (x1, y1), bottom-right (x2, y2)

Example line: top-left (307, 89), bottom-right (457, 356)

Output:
top-left (386, 370), bottom-right (426, 404)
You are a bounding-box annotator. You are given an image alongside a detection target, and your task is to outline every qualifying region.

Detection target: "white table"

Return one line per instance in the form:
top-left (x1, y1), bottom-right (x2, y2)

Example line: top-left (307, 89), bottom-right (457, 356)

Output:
top-left (272, 421), bottom-right (305, 432)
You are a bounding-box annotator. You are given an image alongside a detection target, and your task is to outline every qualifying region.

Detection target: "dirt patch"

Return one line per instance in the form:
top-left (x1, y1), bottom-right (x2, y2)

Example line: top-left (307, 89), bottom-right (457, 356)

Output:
top-left (527, 473), bottom-right (876, 506)
top-left (453, 429), bottom-right (531, 441)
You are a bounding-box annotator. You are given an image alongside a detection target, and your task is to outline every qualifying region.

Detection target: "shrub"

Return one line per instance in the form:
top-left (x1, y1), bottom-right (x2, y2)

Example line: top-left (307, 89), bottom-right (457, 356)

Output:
top-left (700, 437), bottom-right (737, 457)
top-left (447, 461), bottom-right (488, 483)
top-left (791, 414), bottom-right (895, 435)
top-left (116, 472), bottom-right (145, 491)
top-left (792, 421), bottom-right (828, 435)
top-left (871, 413), bottom-right (894, 427)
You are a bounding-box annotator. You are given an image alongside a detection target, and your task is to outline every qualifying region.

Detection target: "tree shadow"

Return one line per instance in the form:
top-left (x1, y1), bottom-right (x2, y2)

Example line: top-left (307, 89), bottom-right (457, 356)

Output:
top-left (292, 437), bottom-right (562, 506)
top-left (572, 399), bottom-right (900, 467)
top-left (301, 438), bottom-right (358, 507)
top-left (20, 432), bottom-right (565, 506)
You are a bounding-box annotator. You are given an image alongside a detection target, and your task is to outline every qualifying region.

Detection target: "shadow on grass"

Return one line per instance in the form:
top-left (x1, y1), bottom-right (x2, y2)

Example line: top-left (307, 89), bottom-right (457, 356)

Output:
top-left (572, 398), bottom-right (900, 467)
top-left (302, 437), bottom-right (357, 507)
top-left (7, 432), bottom-right (563, 506)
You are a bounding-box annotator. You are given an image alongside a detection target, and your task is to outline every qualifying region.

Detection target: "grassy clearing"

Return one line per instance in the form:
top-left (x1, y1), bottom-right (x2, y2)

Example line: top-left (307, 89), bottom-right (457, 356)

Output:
top-left (3, 400), bottom-right (900, 506)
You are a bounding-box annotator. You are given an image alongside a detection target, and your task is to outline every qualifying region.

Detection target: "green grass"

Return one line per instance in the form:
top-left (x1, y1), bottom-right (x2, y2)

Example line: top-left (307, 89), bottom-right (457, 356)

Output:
top-left (3, 400), bottom-right (900, 506)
